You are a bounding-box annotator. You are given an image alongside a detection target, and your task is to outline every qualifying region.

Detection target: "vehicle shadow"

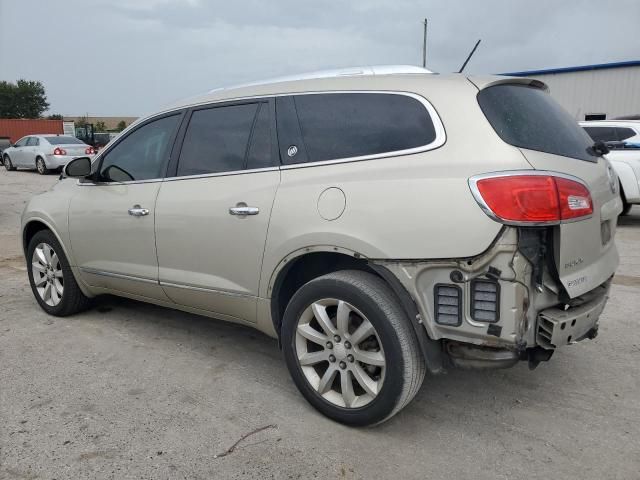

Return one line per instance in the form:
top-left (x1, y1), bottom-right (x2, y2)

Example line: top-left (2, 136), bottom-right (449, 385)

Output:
top-left (617, 207), bottom-right (640, 226)
top-left (85, 293), bottom-right (580, 433)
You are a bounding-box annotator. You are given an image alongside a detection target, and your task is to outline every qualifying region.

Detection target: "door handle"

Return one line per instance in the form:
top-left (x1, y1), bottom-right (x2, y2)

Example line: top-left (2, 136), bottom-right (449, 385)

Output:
top-left (229, 205), bottom-right (259, 216)
top-left (128, 205), bottom-right (149, 216)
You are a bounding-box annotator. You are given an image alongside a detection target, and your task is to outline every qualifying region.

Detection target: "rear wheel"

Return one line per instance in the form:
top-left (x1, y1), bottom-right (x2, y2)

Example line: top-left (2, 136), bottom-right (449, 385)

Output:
top-left (281, 270), bottom-right (425, 426)
top-left (4, 155), bottom-right (15, 171)
top-left (27, 230), bottom-right (91, 316)
top-left (36, 157), bottom-right (49, 175)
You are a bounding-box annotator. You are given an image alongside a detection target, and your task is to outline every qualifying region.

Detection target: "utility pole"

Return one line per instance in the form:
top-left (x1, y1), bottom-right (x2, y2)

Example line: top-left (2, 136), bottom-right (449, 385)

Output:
top-left (422, 18), bottom-right (428, 68)
top-left (458, 39), bottom-right (481, 73)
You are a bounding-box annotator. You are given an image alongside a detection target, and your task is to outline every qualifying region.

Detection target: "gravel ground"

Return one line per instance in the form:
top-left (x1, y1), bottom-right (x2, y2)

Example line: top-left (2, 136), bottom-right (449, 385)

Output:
top-left (1, 168), bottom-right (639, 480)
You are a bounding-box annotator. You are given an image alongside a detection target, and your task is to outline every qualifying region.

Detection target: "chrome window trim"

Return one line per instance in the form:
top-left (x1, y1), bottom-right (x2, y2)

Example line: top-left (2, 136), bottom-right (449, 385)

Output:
top-left (78, 90), bottom-right (445, 184)
top-left (468, 170), bottom-right (593, 227)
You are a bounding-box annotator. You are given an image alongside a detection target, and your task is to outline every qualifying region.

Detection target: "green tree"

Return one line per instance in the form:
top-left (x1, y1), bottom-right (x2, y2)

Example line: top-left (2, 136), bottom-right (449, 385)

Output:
top-left (116, 120), bottom-right (127, 131)
top-left (0, 79), bottom-right (49, 118)
top-left (75, 115), bottom-right (89, 128)
top-left (47, 113), bottom-right (63, 120)
top-left (95, 121), bottom-right (107, 131)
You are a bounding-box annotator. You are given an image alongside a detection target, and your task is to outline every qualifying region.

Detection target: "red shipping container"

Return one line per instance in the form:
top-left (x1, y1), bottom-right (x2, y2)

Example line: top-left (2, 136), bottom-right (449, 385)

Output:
top-left (0, 119), bottom-right (64, 143)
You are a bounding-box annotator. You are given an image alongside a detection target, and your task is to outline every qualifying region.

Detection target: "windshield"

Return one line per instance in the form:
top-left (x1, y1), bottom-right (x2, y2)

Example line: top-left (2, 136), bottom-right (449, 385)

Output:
top-left (478, 84), bottom-right (596, 162)
top-left (45, 136), bottom-right (85, 145)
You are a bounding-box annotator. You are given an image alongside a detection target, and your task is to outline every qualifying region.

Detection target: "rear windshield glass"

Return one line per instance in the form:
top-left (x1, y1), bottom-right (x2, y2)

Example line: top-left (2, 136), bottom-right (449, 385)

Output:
top-left (45, 136), bottom-right (84, 145)
top-left (478, 84), bottom-right (596, 162)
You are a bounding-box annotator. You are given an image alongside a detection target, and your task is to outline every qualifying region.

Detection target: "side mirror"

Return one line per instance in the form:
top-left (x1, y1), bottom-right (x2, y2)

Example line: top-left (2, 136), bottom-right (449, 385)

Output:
top-left (64, 157), bottom-right (92, 177)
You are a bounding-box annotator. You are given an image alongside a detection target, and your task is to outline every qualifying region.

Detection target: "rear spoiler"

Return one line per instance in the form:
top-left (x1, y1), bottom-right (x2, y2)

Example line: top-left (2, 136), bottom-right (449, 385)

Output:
top-left (466, 75), bottom-right (548, 92)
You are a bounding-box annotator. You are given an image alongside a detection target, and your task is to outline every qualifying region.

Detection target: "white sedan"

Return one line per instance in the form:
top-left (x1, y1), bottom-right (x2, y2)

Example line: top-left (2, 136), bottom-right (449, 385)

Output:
top-left (3, 135), bottom-right (96, 175)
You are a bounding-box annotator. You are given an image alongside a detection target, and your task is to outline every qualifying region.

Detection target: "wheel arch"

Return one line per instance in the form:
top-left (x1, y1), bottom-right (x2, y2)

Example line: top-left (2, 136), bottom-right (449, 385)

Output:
top-left (611, 159), bottom-right (640, 202)
top-left (267, 246), bottom-right (445, 373)
top-left (268, 247), bottom-right (375, 338)
top-left (22, 218), bottom-right (93, 298)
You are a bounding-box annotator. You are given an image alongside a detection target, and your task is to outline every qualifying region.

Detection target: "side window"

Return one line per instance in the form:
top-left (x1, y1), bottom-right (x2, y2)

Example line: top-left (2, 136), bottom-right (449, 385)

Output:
top-left (583, 126), bottom-right (616, 143)
top-left (27, 137), bottom-right (39, 146)
top-left (177, 103), bottom-right (260, 176)
top-left (616, 127), bottom-right (636, 142)
top-left (290, 92), bottom-right (437, 164)
top-left (99, 114), bottom-right (181, 182)
top-left (14, 137), bottom-right (28, 147)
top-left (246, 103), bottom-right (272, 170)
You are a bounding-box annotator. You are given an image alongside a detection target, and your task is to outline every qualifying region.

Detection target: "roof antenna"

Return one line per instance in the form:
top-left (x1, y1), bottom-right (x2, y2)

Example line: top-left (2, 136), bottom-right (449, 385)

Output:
top-left (422, 18), bottom-right (428, 68)
top-left (458, 39), bottom-right (481, 73)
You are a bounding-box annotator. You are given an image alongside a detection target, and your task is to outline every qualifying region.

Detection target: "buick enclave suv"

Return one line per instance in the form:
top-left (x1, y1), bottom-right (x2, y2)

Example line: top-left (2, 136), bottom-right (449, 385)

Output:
top-left (21, 66), bottom-right (621, 425)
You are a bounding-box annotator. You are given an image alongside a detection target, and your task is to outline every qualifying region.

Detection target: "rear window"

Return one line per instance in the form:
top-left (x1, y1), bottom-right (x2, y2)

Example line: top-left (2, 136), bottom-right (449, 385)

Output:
top-left (290, 92), bottom-right (437, 163)
top-left (45, 136), bottom-right (84, 145)
top-left (478, 84), bottom-right (596, 162)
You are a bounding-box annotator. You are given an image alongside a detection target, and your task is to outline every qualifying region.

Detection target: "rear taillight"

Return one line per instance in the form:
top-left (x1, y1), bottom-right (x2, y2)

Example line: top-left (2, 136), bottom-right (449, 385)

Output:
top-left (53, 147), bottom-right (67, 155)
top-left (469, 172), bottom-right (593, 225)
top-left (85, 147), bottom-right (96, 155)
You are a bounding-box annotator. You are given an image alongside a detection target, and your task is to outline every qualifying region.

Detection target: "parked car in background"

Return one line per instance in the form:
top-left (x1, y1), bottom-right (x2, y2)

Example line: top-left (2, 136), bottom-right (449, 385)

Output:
top-left (581, 120), bottom-right (640, 214)
top-left (22, 67), bottom-right (621, 425)
top-left (3, 135), bottom-right (95, 174)
top-left (0, 137), bottom-right (12, 166)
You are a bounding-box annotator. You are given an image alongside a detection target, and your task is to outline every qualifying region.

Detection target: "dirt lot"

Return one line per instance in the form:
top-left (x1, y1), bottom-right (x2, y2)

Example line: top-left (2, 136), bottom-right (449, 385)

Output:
top-left (1, 168), bottom-right (639, 480)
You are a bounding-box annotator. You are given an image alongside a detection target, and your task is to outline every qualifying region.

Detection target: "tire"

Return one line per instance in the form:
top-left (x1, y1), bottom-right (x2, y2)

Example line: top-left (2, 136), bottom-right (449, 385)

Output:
top-left (4, 155), bottom-right (15, 171)
top-left (281, 270), bottom-right (425, 426)
top-left (36, 157), bottom-right (49, 175)
top-left (620, 183), bottom-right (632, 216)
top-left (27, 229), bottom-right (91, 316)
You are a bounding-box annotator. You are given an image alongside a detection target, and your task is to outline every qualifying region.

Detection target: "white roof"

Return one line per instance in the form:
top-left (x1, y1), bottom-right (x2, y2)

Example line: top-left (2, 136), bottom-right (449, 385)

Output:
top-left (210, 65), bottom-right (433, 93)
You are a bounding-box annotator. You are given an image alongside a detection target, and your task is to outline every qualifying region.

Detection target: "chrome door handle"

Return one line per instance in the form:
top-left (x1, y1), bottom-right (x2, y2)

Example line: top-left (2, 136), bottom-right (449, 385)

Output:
top-left (229, 206), bottom-right (259, 216)
top-left (128, 205), bottom-right (149, 216)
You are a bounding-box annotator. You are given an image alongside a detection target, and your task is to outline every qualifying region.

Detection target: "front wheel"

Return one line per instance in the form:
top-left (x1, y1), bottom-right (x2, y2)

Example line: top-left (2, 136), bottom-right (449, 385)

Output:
top-left (36, 157), bottom-right (49, 175)
top-left (27, 230), bottom-right (91, 316)
top-left (281, 270), bottom-right (425, 426)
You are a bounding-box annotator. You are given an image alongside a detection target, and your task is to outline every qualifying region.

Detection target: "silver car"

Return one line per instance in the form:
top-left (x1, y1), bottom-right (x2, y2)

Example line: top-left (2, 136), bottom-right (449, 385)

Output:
top-left (20, 66), bottom-right (621, 425)
top-left (3, 134), bottom-right (95, 174)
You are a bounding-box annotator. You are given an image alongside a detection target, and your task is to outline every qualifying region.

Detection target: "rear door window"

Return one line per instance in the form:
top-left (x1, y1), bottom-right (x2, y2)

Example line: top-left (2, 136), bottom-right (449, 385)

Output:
top-left (27, 137), bottom-right (39, 146)
top-left (177, 103), bottom-right (261, 176)
top-left (279, 92), bottom-right (437, 164)
top-left (478, 84), bottom-right (596, 162)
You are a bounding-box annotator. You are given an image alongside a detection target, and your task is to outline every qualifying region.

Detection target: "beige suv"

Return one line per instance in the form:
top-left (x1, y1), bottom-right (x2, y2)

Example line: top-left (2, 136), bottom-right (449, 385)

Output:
top-left (21, 66), bottom-right (621, 425)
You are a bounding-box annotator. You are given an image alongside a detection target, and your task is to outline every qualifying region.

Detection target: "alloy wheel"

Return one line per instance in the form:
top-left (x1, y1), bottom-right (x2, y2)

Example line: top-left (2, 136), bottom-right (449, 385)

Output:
top-left (31, 242), bottom-right (64, 306)
top-left (295, 298), bottom-right (386, 408)
top-left (36, 158), bottom-right (46, 174)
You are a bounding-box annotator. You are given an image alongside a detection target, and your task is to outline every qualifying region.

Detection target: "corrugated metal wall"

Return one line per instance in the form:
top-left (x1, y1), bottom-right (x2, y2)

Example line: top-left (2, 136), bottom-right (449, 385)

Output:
top-left (0, 119), bottom-right (64, 143)
top-left (526, 66), bottom-right (640, 120)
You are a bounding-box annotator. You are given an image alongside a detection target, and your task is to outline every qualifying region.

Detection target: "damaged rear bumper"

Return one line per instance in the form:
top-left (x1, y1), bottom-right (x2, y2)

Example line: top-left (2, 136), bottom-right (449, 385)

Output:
top-left (373, 226), bottom-right (615, 371)
top-left (536, 280), bottom-right (609, 348)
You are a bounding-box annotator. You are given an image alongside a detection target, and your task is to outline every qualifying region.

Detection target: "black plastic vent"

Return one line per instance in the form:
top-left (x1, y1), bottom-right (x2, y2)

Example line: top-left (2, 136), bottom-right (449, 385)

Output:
top-left (470, 280), bottom-right (500, 322)
top-left (434, 284), bottom-right (462, 326)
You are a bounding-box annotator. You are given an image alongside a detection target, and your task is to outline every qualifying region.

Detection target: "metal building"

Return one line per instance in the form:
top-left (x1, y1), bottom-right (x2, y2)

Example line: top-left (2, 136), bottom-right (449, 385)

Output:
top-left (502, 60), bottom-right (640, 121)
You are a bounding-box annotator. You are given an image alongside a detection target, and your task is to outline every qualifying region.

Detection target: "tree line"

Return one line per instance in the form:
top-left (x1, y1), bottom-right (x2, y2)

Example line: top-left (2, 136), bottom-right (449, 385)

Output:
top-left (0, 79), bottom-right (49, 118)
top-left (0, 79), bottom-right (127, 132)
